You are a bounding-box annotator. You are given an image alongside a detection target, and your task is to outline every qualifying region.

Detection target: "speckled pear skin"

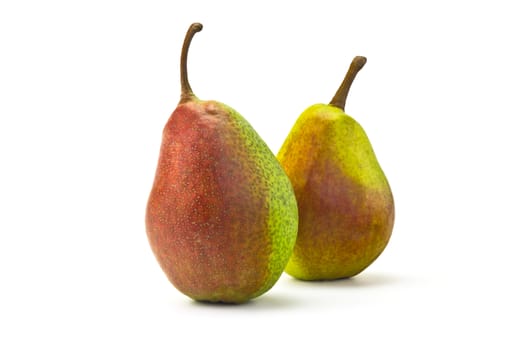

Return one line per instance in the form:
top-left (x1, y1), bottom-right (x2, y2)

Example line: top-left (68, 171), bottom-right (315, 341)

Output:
top-left (277, 60), bottom-right (394, 281)
top-left (145, 23), bottom-right (297, 303)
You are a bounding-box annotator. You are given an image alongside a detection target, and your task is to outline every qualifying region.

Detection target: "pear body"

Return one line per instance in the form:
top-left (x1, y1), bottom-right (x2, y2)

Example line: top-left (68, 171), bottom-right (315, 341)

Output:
top-left (146, 97), bottom-right (298, 303)
top-left (277, 104), bottom-right (394, 280)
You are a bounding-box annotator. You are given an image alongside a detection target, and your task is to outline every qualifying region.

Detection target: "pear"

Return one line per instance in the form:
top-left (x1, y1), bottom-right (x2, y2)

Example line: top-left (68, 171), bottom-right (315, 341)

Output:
top-left (146, 23), bottom-right (298, 303)
top-left (277, 56), bottom-right (394, 280)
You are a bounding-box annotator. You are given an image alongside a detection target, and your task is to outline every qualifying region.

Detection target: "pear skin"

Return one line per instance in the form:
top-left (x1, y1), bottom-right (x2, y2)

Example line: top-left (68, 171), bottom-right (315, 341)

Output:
top-left (146, 23), bottom-right (298, 303)
top-left (277, 57), bottom-right (394, 280)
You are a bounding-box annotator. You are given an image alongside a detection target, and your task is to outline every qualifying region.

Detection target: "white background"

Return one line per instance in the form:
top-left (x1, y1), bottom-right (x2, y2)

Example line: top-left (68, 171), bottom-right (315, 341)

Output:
top-left (1, 1), bottom-right (524, 349)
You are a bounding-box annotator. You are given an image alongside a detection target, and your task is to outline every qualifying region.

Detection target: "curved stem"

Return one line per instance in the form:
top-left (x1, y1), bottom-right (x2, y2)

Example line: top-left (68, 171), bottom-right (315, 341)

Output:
top-left (329, 56), bottom-right (367, 111)
top-left (180, 23), bottom-right (203, 102)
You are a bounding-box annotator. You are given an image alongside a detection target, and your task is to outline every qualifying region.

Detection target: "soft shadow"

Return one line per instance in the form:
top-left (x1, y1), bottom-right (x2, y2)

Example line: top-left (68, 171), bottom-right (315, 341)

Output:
top-left (286, 272), bottom-right (408, 289)
top-left (187, 293), bottom-right (302, 311)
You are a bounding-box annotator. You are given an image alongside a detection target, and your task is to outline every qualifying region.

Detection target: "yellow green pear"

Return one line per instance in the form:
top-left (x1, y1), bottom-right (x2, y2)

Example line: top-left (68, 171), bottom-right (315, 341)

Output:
top-left (277, 56), bottom-right (394, 280)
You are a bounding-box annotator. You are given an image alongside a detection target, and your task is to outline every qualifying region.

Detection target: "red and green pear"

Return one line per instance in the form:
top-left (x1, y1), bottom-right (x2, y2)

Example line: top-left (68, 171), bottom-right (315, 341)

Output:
top-left (146, 23), bottom-right (298, 303)
top-left (277, 56), bottom-right (394, 280)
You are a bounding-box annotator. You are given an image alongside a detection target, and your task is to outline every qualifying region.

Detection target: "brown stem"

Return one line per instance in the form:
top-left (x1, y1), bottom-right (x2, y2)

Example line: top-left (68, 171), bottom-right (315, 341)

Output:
top-left (180, 23), bottom-right (203, 102)
top-left (329, 56), bottom-right (367, 111)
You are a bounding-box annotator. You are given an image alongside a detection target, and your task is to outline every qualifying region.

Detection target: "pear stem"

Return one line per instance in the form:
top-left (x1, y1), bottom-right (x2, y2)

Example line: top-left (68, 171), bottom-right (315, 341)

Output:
top-left (180, 23), bottom-right (203, 102)
top-left (329, 56), bottom-right (367, 111)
